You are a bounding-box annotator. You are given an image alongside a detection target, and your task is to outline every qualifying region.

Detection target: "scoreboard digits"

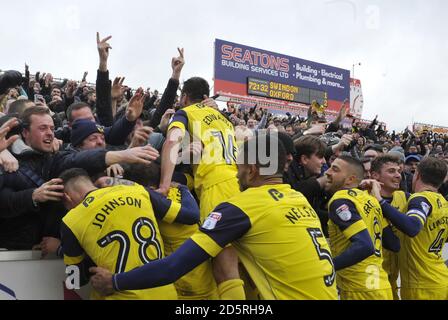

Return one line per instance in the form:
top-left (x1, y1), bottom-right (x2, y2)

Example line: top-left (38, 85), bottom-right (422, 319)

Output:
top-left (247, 77), bottom-right (327, 106)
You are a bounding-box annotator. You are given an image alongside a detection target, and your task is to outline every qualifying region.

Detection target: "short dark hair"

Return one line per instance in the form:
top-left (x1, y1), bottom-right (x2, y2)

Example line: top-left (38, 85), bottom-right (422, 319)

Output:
top-left (66, 102), bottom-right (91, 123)
top-left (123, 163), bottom-right (161, 187)
top-left (20, 107), bottom-right (51, 128)
top-left (417, 157), bottom-right (448, 188)
top-left (8, 99), bottom-right (33, 116)
top-left (181, 77), bottom-right (210, 103)
top-left (277, 131), bottom-right (295, 156)
top-left (364, 144), bottom-right (384, 153)
top-left (59, 168), bottom-right (91, 186)
top-left (240, 133), bottom-right (286, 176)
top-left (371, 155), bottom-right (400, 173)
top-left (294, 135), bottom-right (326, 159)
top-left (338, 155), bottom-right (365, 181)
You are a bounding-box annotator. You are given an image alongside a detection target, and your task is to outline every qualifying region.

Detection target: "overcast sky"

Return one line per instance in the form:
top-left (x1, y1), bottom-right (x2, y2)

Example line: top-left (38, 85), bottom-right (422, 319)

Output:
top-left (1, 0), bottom-right (446, 130)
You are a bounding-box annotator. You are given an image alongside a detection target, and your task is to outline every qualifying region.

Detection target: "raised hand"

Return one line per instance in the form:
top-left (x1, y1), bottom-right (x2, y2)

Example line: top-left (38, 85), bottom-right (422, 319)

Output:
top-left (159, 109), bottom-right (176, 133)
top-left (171, 48), bottom-right (185, 80)
top-left (97, 32), bottom-right (112, 71)
top-left (65, 80), bottom-right (78, 99)
top-left (111, 77), bottom-right (126, 100)
top-left (126, 87), bottom-right (147, 122)
top-left (129, 126), bottom-right (153, 148)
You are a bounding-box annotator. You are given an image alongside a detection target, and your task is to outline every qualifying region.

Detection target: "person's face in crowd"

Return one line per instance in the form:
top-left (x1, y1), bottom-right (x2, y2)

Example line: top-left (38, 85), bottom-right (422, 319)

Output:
top-left (427, 143), bottom-right (433, 151)
top-left (405, 160), bottom-right (419, 174)
top-left (372, 162), bottom-right (401, 193)
top-left (82, 87), bottom-right (90, 96)
top-left (70, 107), bottom-right (95, 125)
top-left (357, 137), bottom-right (364, 146)
top-left (22, 114), bottom-right (55, 153)
top-left (408, 145), bottom-right (418, 154)
top-left (247, 119), bottom-right (256, 129)
top-left (285, 126), bottom-right (294, 136)
top-left (79, 133), bottom-right (106, 151)
top-left (33, 82), bottom-right (41, 94)
top-left (299, 123), bottom-right (307, 130)
top-left (51, 88), bottom-right (61, 98)
top-left (436, 145), bottom-right (443, 153)
top-left (8, 88), bottom-right (19, 99)
top-left (88, 93), bottom-right (97, 104)
top-left (325, 158), bottom-right (353, 194)
top-left (379, 136), bottom-right (387, 143)
top-left (179, 93), bottom-right (188, 108)
top-left (361, 123), bottom-right (367, 130)
top-left (363, 149), bottom-right (379, 161)
top-left (382, 146), bottom-right (389, 154)
top-left (239, 119), bottom-right (246, 126)
top-left (363, 160), bottom-right (371, 179)
top-left (300, 153), bottom-right (326, 177)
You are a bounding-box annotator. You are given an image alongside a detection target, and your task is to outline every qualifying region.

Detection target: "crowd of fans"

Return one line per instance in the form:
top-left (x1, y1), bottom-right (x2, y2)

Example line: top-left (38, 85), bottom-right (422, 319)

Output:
top-left (1, 33), bottom-right (448, 252)
top-left (0, 32), bottom-right (447, 301)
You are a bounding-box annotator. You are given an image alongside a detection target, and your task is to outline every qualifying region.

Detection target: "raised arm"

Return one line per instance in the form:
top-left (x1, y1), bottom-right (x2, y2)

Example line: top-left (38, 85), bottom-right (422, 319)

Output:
top-left (95, 32), bottom-right (114, 126)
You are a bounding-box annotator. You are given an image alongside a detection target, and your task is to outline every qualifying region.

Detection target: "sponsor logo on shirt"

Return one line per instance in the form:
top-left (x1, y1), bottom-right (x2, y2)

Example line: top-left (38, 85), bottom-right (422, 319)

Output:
top-left (336, 204), bottom-right (352, 222)
top-left (202, 212), bottom-right (222, 230)
top-left (421, 202), bottom-right (431, 215)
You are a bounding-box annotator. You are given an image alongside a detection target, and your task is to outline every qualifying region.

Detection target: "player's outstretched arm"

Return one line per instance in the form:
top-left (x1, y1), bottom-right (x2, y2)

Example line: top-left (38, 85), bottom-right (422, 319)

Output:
top-left (366, 179), bottom-right (423, 237)
top-left (382, 226), bottom-right (400, 252)
top-left (90, 239), bottom-right (210, 294)
top-left (333, 230), bottom-right (374, 271)
top-left (379, 200), bottom-right (423, 237)
top-left (148, 186), bottom-right (200, 225)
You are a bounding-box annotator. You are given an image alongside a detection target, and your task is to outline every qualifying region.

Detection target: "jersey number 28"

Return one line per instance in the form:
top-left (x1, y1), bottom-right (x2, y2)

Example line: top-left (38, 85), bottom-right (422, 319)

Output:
top-left (97, 217), bottom-right (162, 273)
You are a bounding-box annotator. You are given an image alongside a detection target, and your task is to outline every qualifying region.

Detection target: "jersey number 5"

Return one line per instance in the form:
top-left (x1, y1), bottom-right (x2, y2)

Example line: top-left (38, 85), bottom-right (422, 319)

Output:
top-left (97, 217), bottom-right (162, 273)
top-left (307, 228), bottom-right (336, 287)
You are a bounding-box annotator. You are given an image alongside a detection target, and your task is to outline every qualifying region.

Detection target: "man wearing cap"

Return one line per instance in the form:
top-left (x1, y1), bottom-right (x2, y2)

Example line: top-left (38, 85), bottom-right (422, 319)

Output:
top-left (405, 154), bottom-right (421, 175)
top-left (70, 119), bottom-right (106, 151)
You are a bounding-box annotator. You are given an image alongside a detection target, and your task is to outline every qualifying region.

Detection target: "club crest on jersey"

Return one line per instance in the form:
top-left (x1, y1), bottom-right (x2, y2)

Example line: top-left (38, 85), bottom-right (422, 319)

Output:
top-left (336, 204), bottom-right (352, 221)
top-left (421, 202), bottom-right (431, 215)
top-left (202, 212), bottom-right (222, 230)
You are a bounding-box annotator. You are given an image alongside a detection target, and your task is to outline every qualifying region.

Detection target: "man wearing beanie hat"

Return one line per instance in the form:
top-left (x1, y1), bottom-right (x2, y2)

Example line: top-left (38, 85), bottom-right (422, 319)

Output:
top-left (71, 119), bottom-right (106, 150)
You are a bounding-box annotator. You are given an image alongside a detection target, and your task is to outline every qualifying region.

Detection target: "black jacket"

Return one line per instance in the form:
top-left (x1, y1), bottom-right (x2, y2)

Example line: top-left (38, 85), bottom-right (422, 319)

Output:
top-left (284, 161), bottom-right (330, 236)
top-left (0, 144), bottom-right (108, 250)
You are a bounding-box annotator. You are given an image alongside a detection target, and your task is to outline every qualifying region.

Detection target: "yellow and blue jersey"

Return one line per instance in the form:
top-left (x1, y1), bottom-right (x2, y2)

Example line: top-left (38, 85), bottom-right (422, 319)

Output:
top-left (191, 184), bottom-right (338, 300)
top-left (399, 191), bottom-right (448, 290)
top-left (158, 185), bottom-right (218, 299)
top-left (328, 188), bottom-right (391, 293)
top-left (62, 184), bottom-right (184, 300)
top-left (169, 104), bottom-right (238, 193)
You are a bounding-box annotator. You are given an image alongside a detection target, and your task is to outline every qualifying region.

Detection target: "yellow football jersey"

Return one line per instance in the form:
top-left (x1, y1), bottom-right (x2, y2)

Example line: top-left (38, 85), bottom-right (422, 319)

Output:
top-left (328, 188), bottom-right (391, 293)
top-left (399, 191), bottom-right (448, 290)
top-left (169, 103), bottom-right (238, 194)
top-left (382, 191), bottom-right (408, 300)
top-left (191, 184), bottom-right (338, 300)
top-left (62, 184), bottom-right (177, 300)
top-left (158, 186), bottom-right (218, 299)
top-left (383, 191), bottom-right (408, 299)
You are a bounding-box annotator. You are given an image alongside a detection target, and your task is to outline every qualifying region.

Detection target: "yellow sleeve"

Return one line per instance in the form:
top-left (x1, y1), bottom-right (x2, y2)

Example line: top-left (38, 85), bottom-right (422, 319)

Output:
top-left (343, 220), bottom-right (368, 239)
top-left (162, 200), bottom-right (181, 224)
top-left (191, 231), bottom-right (223, 258)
